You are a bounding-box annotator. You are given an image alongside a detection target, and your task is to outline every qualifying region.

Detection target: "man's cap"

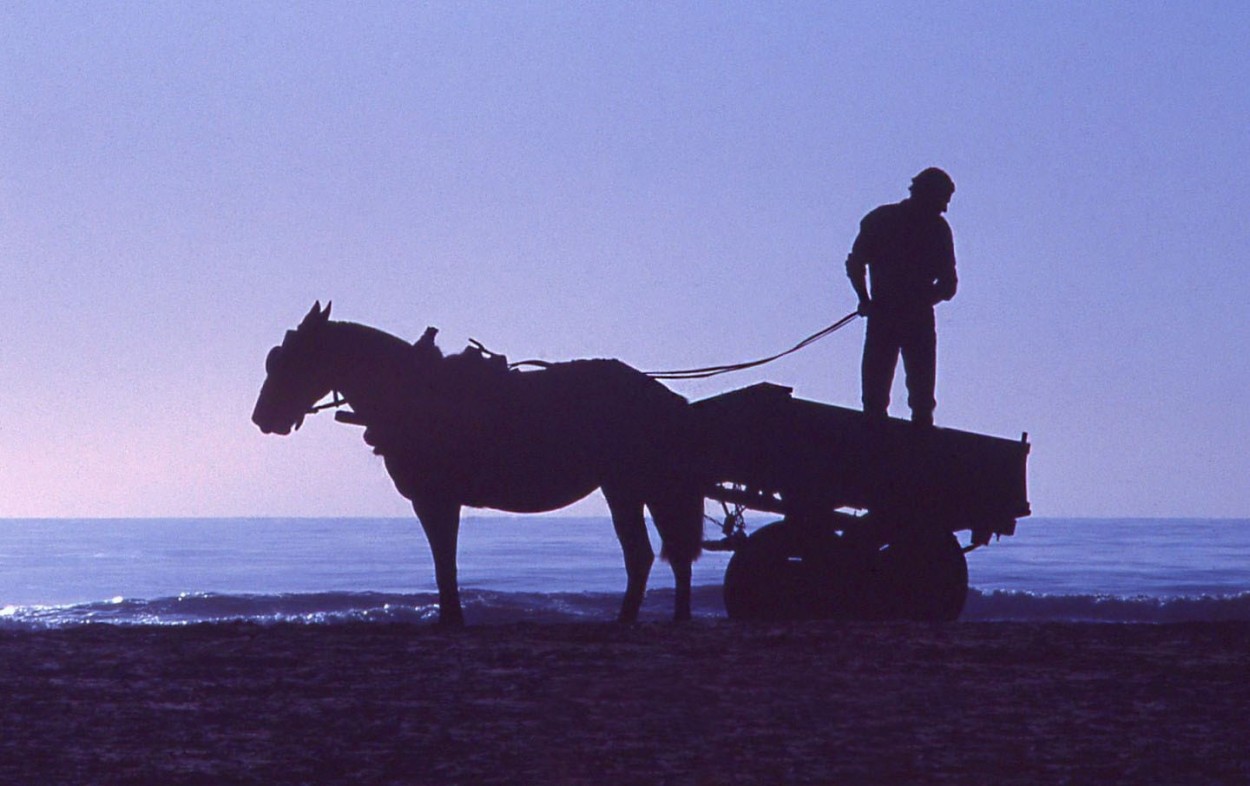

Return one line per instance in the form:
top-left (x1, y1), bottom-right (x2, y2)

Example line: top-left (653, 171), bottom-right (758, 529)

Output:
top-left (911, 167), bottom-right (955, 195)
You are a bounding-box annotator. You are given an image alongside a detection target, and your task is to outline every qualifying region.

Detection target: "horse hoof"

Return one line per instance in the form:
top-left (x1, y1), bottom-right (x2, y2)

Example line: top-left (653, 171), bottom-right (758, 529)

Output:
top-left (435, 613), bottom-right (466, 629)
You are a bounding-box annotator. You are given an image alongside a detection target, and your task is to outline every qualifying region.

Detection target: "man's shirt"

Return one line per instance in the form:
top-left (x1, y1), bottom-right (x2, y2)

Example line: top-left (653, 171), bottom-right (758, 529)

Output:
top-left (846, 199), bottom-right (957, 313)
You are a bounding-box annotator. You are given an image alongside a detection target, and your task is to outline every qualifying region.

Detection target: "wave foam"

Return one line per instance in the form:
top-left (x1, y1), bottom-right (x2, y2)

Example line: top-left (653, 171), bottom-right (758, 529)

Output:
top-left (964, 588), bottom-right (1250, 623)
top-left (4, 587), bottom-right (1250, 629)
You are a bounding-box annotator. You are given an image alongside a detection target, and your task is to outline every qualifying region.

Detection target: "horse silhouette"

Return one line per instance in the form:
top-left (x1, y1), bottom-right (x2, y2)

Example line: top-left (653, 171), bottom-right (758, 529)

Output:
top-left (252, 302), bottom-right (703, 626)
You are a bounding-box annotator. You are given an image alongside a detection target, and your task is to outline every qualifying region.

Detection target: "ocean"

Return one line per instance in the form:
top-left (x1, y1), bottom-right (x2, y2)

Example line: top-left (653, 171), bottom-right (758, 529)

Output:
top-left (1, 516), bottom-right (1247, 628)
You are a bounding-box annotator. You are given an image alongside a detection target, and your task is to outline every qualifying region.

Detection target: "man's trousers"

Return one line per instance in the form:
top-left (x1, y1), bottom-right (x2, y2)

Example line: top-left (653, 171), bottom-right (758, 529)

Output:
top-left (861, 308), bottom-right (937, 423)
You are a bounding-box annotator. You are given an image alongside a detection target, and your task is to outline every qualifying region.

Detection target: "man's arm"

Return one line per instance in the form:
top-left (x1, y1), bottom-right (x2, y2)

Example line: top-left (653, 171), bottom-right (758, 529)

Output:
top-left (931, 220), bottom-right (957, 304)
top-left (846, 216), bottom-right (874, 314)
top-left (846, 253), bottom-right (871, 314)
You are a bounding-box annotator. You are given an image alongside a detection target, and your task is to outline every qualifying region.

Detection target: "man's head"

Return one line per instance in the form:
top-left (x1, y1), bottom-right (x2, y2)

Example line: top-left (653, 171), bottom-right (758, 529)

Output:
top-left (909, 167), bottom-right (955, 213)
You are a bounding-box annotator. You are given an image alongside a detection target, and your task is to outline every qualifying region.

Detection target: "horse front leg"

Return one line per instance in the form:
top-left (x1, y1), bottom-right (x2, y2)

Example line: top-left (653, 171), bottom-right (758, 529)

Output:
top-left (413, 496), bottom-right (464, 627)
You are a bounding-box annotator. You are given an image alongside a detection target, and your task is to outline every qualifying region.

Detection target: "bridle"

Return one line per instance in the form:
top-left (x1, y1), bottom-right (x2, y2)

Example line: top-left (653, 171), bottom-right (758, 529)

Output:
top-left (307, 390), bottom-right (348, 416)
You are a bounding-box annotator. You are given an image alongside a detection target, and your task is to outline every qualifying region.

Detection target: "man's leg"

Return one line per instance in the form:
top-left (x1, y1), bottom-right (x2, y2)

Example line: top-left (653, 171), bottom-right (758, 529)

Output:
top-left (862, 315), bottom-right (899, 419)
top-left (901, 310), bottom-right (937, 425)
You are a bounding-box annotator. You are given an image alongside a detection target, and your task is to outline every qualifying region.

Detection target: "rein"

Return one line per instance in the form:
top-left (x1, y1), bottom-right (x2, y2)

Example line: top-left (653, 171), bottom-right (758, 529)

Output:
top-left (643, 311), bottom-right (860, 380)
top-left (508, 311), bottom-right (860, 379)
top-left (306, 310), bottom-right (862, 417)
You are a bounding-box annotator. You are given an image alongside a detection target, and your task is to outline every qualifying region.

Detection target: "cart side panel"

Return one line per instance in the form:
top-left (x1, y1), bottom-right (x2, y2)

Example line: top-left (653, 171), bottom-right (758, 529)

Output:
top-left (693, 383), bottom-right (1030, 534)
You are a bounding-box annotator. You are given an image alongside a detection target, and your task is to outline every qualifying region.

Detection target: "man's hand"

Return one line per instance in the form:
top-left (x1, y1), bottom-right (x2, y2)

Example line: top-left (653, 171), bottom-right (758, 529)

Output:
top-left (928, 285), bottom-right (954, 306)
top-left (857, 299), bottom-right (873, 317)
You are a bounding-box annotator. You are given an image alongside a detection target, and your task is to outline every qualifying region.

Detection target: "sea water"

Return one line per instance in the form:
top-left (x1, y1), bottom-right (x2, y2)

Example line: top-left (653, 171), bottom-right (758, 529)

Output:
top-left (0, 516), bottom-right (1247, 627)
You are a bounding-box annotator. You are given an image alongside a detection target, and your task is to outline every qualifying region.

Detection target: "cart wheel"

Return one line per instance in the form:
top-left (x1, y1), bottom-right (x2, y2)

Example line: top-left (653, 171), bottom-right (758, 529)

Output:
top-left (873, 528), bottom-right (968, 622)
top-left (723, 521), bottom-right (869, 621)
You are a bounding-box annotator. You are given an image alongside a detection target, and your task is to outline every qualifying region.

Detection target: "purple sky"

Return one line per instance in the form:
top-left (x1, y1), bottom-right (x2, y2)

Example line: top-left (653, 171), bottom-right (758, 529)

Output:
top-left (2, 2), bottom-right (1247, 518)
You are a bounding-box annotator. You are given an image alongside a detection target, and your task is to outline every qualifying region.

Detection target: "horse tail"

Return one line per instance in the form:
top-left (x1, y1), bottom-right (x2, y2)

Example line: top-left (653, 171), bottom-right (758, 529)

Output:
top-left (655, 487), bottom-right (704, 565)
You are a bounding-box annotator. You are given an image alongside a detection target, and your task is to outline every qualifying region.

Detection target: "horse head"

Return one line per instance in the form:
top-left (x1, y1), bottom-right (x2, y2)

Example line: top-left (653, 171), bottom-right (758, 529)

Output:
top-left (252, 301), bottom-right (335, 435)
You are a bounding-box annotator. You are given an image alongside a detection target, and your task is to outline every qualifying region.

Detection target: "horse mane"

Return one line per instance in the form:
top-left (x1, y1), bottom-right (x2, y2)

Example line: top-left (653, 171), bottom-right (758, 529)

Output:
top-left (328, 320), bottom-right (417, 361)
top-left (331, 320), bottom-right (509, 378)
top-left (327, 320), bottom-right (519, 451)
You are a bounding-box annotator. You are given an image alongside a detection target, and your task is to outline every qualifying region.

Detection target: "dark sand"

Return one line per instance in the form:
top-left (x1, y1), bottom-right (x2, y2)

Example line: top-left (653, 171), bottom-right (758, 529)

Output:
top-left (2, 621), bottom-right (1248, 784)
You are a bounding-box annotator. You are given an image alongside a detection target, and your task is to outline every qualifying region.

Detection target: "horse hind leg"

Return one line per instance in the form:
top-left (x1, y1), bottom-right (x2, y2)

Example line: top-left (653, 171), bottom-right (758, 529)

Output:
top-left (648, 489), bottom-right (704, 622)
top-left (603, 487), bottom-right (654, 623)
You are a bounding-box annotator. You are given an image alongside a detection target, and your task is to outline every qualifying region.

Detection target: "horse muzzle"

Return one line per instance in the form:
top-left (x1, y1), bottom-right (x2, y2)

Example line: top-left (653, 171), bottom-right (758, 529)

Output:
top-left (252, 408), bottom-right (304, 435)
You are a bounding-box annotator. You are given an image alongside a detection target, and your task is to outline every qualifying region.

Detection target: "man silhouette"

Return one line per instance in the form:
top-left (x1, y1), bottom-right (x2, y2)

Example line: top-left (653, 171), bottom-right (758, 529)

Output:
top-left (845, 168), bottom-right (958, 427)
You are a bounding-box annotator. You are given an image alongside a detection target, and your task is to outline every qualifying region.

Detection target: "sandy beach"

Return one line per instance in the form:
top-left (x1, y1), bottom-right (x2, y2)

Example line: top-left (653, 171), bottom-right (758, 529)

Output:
top-left (1, 621), bottom-right (1247, 784)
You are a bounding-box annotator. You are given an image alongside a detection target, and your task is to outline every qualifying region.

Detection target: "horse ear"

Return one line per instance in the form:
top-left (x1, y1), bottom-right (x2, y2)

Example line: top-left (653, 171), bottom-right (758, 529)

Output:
top-left (299, 301), bottom-right (321, 329)
top-left (298, 300), bottom-right (332, 330)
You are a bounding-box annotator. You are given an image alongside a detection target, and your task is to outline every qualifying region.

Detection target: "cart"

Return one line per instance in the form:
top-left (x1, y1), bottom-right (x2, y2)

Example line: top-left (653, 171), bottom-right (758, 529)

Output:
top-left (692, 382), bottom-right (1031, 621)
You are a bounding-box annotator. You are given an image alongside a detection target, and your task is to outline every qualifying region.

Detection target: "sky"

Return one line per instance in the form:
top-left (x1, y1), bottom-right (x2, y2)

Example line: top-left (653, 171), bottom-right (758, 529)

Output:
top-left (2, 1), bottom-right (1247, 519)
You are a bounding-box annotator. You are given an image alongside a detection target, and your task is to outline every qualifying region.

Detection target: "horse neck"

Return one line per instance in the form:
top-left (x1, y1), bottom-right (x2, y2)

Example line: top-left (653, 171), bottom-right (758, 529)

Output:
top-left (322, 321), bottom-right (416, 417)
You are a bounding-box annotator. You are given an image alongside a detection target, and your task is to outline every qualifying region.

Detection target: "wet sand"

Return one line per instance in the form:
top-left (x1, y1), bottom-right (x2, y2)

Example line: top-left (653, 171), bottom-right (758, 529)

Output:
top-left (2, 621), bottom-right (1248, 784)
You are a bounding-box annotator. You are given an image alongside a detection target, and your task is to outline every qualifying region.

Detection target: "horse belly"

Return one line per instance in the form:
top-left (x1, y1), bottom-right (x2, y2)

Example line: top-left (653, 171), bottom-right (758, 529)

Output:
top-left (466, 447), bottom-right (603, 513)
top-left (385, 359), bottom-right (694, 514)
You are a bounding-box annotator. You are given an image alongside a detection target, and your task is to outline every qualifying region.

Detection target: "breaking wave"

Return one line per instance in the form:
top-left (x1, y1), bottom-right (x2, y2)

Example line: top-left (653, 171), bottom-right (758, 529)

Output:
top-left (963, 588), bottom-right (1250, 623)
top-left (4, 587), bottom-right (1250, 629)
